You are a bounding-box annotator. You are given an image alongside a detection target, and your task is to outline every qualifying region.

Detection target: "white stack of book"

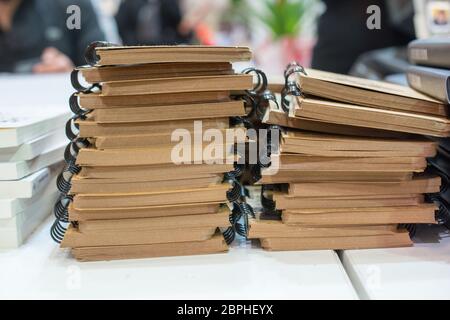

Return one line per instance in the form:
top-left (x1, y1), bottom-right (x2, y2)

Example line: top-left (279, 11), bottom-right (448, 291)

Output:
top-left (0, 104), bottom-right (69, 248)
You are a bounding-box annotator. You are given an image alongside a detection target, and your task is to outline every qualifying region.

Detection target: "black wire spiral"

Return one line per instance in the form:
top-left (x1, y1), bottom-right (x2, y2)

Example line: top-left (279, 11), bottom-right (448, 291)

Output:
top-left (84, 41), bottom-right (118, 66)
top-left (242, 67), bottom-right (268, 97)
top-left (281, 62), bottom-right (307, 113)
top-left (426, 160), bottom-right (450, 230)
top-left (399, 224), bottom-right (418, 238)
top-left (51, 130), bottom-right (89, 243)
top-left (228, 202), bottom-right (255, 238)
top-left (427, 193), bottom-right (450, 227)
top-left (50, 194), bottom-right (74, 243)
top-left (258, 125), bottom-right (281, 169)
top-left (51, 64), bottom-right (96, 244)
top-left (220, 68), bottom-right (271, 244)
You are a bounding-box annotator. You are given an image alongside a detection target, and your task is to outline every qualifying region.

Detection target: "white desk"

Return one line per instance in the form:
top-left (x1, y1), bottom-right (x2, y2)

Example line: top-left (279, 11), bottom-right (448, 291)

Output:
top-left (341, 226), bottom-right (450, 300)
top-left (0, 217), bottom-right (357, 300)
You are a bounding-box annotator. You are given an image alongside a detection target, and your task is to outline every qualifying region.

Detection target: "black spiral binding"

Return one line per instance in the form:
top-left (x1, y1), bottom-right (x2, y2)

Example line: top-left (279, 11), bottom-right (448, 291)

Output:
top-left (260, 185), bottom-right (278, 214)
top-left (51, 42), bottom-right (127, 243)
top-left (221, 68), bottom-right (272, 244)
top-left (84, 41), bottom-right (119, 66)
top-left (281, 62), bottom-right (307, 113)
top-left (399, 224), bottom-right (418, 238)
top-left (51, 53), bottom-right (102, 243)
top-left (223, 163), bottom-right (253, 244)
top-left (425, 158), bottom-right (450, 231)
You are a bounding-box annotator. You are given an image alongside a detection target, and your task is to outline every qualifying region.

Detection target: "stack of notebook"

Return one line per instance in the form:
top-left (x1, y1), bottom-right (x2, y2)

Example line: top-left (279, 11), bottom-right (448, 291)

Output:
top-left (53, 44), bottom-right (253, 261)
top-left (248, 65), bottom-right (443, 251)
top-left (406, 37), bottom-right (450, 229)
top-left (0, 105), bottom-right (68, 248)
top-left (263, 66), bottom-right (450, 137)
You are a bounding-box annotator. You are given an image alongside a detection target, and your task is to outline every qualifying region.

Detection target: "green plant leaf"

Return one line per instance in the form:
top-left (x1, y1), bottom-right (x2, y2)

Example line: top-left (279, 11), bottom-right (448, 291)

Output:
top-left (256, 0), bottom-right (313, 39)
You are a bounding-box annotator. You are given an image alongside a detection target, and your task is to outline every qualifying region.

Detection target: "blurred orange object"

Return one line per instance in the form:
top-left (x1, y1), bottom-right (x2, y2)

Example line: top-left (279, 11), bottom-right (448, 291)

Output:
top-left (195, 23), bottom-right (215, 45)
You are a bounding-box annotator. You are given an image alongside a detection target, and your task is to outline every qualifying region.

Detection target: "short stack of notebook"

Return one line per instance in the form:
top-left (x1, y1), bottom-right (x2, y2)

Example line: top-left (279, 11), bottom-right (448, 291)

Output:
top-left (0, 106), bottom-right (68, 248)
top-left (54, 44), bottom-right (253, 261)
top-left (263, 66), bottom-right (450, 137)
top-left (248, 67), bottom-right (443, 251)
top-left (406, 37), bottom-right (450, 229)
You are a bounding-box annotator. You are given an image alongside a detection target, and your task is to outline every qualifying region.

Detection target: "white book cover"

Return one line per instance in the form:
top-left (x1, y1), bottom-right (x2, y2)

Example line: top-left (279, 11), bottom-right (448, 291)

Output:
top-left (0, 190), bottom-right (59, 249)
top-left (0, 73), bottom-right (72, 148)
top-left (0, 128), bottom-right (67, 162)
top-left (0, 167), bottom-right (50, 199)
top-left (0, 106), bottom-right (70, 148)
top-left (0, 168), bottom-right (60, 218)
top-left (0, 142), bottom-right (66, 180)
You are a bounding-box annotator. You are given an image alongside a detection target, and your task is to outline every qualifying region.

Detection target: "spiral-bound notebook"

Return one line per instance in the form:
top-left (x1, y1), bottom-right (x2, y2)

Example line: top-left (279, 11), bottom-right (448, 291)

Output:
top-left (261, 95), bottom-right (413, 138)
top-left (262, 66), bottom-right (450, 137)
top-left (280, 131), bottom-right (437, 157)
top-left (76, 117), bottom-right (230, 138)
top-left (87, 45), bottom-right (252, 66)
top-left (51, 43), bottom-right (255, 261)
top-left (78, 91), bottom-right (232, 109)
top-left (78, 62), bottom-right (234, 83)
top-left (291, 97), bottom-right (450, 137)
top-left (294, 68), bottom-right (447, 116)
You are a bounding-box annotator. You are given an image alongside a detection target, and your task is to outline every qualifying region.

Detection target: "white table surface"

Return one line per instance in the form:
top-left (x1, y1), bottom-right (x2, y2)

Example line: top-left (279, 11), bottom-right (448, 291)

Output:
top-left (341, 225), bottom-right (450, 300)
top-left (0, 217), bottom-right (357, 300)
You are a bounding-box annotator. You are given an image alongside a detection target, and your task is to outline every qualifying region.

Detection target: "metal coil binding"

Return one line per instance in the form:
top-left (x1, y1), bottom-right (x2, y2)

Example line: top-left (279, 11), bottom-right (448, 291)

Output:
top-left (70, 68), bottom-right (102, 94)
top-left (220, 68), bottom-right (272, 244)
top-left (239, 202), bottom-right (256, 219)
top-left (51, 46), bottom-right (101, 244)
top-left (400, 224), bottom-right (418, 238)
top-left (84, 41), bottom-right (118, 66)
top-left (258, 125), bottom-right (281, 169)
top-left (65, 115), bottom-right (84, 141)
top-left (428, 195), bottom-right (450, 227)
top-left (427, 160), bottom-right (450, 194)
top-left (56, 163), bottom-right (81, 194)
top-left (226, 182), bottom-right (242, 203)
top-left (242, 67), bottom-right (268, 97)
top-left (224, 163), bottom-right (245, 181)
top-left (229, 202), bottom-right (254, 238)
top-left (281, 62), bottom-right (307, 113)
top-left (256, 90), bottom-right (281, 121)
top-left (221, 67), bottom-right (270, 244)
top-left (222, 227), bottom-right (236, 245)
top-left (261, 185), bottom-right (277, 213)
top-left (50, 194), bottom-right (74, 243)
top-left (425, 163), bottom-right (450, 230)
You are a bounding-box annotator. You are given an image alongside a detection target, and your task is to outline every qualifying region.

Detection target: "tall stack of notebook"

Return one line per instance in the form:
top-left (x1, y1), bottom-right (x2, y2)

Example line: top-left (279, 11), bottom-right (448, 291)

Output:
top-left (0, 104), bottom-right (68, 248)
top-left (53, 43), bottom-right (253, 261)
top-left (247, 64), bottom-right (443, 251)
top-left (406, 37), bottom-right (450, 229)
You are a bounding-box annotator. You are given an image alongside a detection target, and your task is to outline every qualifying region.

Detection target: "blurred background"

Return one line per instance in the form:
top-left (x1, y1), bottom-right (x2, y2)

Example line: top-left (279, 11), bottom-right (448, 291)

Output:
top-left (1, 0), bottom-right (449, 79)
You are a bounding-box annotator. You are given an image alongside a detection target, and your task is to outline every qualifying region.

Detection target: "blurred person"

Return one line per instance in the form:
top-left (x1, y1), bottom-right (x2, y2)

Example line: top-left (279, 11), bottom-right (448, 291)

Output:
top-left (115, 0), bottom-right (192, 45)
top-left (178, 0), bottom-right (229, 45)
top-left (312, 0), bottom-right (415, 74)
top-left (0, 0), bottom-right (105, 73)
